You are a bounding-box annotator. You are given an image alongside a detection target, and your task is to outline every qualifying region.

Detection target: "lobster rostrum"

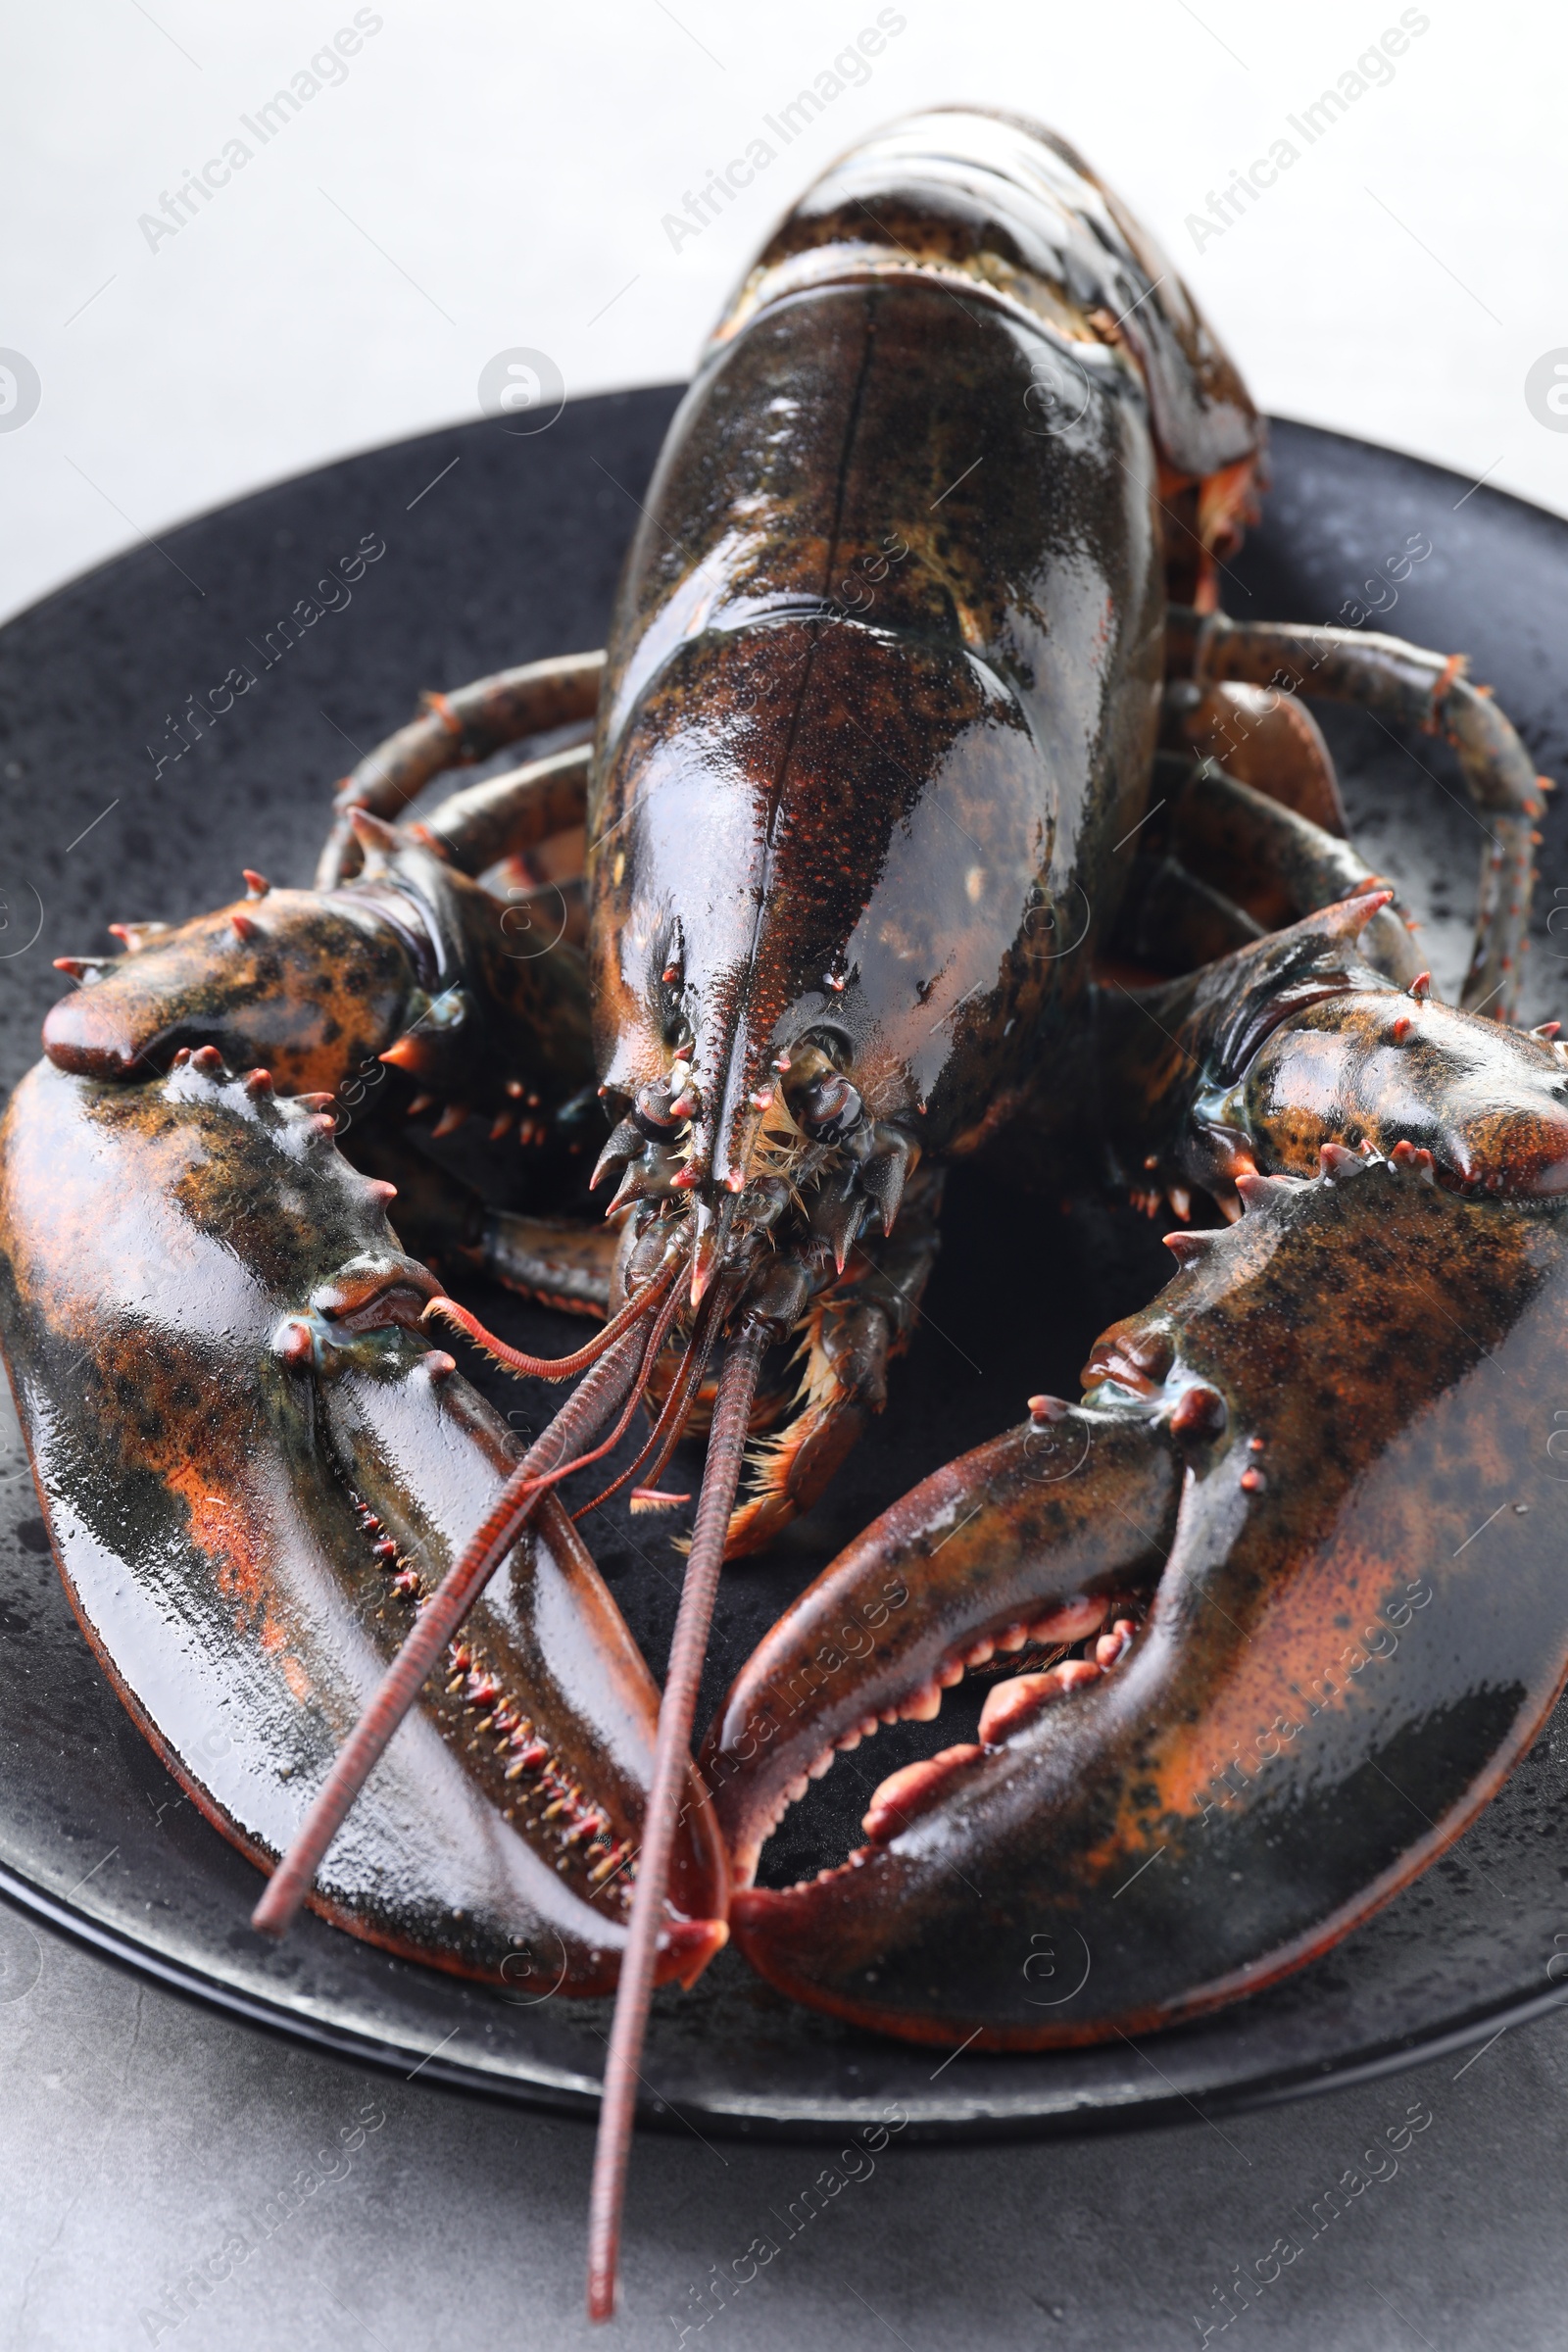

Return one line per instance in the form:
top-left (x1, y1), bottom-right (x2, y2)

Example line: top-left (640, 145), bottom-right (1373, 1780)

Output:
top-left (0, 108), bottom-right (1560, 2315)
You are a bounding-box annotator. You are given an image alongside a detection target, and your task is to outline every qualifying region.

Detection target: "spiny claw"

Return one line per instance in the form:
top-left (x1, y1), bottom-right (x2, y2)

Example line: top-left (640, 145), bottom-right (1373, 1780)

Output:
top-left (0, 1059), bottom-right (724, 1993)
top-left (45, 887), bottom-right (426, 1093)
top-left (41, 833), bottom-right (592, 1108)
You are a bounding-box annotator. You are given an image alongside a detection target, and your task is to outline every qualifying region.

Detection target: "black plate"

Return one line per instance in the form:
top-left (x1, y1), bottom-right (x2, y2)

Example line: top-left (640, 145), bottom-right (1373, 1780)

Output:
top-left (2, 396), bottom-right (1568, 2140)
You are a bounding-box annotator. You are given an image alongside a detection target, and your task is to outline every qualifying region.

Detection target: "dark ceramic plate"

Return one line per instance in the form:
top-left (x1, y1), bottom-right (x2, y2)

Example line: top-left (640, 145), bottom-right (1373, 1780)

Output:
top-left (2, 395), bottom-right (1567, 2141)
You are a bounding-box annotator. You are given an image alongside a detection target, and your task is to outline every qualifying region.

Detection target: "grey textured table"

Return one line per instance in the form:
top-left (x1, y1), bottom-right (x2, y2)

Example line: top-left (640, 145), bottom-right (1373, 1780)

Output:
top-left (1, 1900), bottom-right (1563, 2348)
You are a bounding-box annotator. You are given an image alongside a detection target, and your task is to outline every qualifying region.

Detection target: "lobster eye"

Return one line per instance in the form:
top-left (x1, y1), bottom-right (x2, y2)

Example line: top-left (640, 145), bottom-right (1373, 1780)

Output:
top-left (630, 1080), bottom-right (680, 1142)
top-left (801, 1073), bottom-right (862, 1143)
top-left (630, 1075), bottom-right (698, 1142)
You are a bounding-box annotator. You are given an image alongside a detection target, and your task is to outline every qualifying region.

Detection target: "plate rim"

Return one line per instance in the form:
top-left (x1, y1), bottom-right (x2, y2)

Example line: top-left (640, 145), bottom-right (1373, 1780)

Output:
top-left (6, 1855), bottom-right (1567, 2143)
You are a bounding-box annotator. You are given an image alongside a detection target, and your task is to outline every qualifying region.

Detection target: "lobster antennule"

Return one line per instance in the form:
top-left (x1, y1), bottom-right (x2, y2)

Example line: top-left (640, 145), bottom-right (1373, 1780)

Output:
top-left (571, 1273), bottom-right (731, 1524)
top-left (252, 1251), bottom-right (689, 1941)
top-left (423, 1247), bottom-right (681, 1382)
top-left (586, 1317), bottom-right (766, 2324)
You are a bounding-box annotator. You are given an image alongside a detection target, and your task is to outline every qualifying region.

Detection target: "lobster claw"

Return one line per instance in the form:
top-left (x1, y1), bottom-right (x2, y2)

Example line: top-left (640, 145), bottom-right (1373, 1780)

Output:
top-left (0, 1055), bottom-right (725, 1991)
top-left (41, 887), bottom-right (423, 1093)
top-left (41, 837), bottom-right (591, 1104)
top-left (705, 1154), bottom-right (1568, 2045)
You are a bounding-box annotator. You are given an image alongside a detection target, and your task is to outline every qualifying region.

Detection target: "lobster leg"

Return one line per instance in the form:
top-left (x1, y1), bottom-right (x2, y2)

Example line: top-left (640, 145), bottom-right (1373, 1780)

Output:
top-left (483, 1213), bottom-right (615, 1315)
top-left (1112, 754), bottom-right (1418, 995)
top-left (404, 742), bottom-right (591, 958)
top-left (1168, 761), bottom-right (1421, 982)
top-left (724, 1179), bottom-right (943, 1558)
top-left (318, 652), bottom-right (603, 888)
top-left (343, 1123), bottom-right (616, 1315)
top-left (1111, 819), bottom-right (1265, 975)
top-left (410, 742), bottom-right (589, 878)
top-left (1166, 609), bottom-right (1545, 1017)
top-left (1164, 676), bottom-right (1348, 835)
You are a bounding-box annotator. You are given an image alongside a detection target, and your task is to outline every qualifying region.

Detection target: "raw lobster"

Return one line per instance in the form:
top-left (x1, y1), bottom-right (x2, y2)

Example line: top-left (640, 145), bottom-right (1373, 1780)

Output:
top-left (1, 108), bottom-right (1560, 2318)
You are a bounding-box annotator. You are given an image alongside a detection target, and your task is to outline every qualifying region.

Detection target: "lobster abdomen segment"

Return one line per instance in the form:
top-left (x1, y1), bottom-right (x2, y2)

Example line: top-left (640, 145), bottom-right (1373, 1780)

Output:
top-left (714, 106), bottom-right (1260, 481)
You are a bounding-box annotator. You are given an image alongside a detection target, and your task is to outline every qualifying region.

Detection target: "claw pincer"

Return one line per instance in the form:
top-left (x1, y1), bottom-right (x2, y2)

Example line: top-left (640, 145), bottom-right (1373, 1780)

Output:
top-left (710, 1058), bottom-right (1568, 2043)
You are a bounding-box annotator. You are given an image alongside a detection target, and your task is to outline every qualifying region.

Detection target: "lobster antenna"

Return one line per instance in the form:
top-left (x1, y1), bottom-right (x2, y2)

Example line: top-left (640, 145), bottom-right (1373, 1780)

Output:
top-left (586, 1312), bottom-right (767, 2323)
top-left (252, 1259), bottom-right (685, 1940)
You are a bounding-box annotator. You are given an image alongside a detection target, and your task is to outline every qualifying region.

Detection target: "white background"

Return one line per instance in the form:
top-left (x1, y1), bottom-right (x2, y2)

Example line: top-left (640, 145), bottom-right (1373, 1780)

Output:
top-left (2, 0), bottom-right (1566, 625)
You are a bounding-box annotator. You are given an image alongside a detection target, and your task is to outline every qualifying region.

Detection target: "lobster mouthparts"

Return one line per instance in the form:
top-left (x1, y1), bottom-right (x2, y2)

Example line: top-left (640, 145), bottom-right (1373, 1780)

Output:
top-left (705, 1152), bottom-right (1568, 2046)
top-left (0, 1053), bottom-right (725, 1992)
